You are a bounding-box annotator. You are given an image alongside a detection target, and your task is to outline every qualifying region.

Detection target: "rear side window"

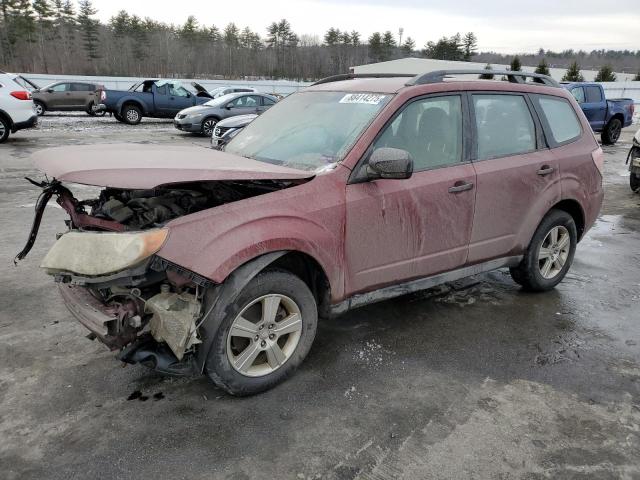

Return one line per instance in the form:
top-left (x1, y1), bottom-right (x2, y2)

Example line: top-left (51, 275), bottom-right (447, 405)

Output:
top-left (473, 94), bottom-right (536, 160)
top-left (373, 95), bottom-right (463, 171)
top-left (263, 97), bottom-right (276, 106)
top-left (570, 87), bottom-right (585, 103)
top-left (585, 86), bottom-right (603, 103)
top-left (533, 95), bottom-right (582, 145)
top-left (71, 83), bottom-right (90, 91)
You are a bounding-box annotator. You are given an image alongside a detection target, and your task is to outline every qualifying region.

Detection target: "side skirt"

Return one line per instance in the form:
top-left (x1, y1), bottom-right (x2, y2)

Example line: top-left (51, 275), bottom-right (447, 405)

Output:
top-left (330, 256), bottom-right (523, 317)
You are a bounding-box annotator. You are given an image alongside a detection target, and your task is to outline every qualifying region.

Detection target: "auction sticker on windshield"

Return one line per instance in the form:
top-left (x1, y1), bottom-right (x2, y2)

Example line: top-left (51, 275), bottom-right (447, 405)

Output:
top-left (339, 93), bottom-right (387, 105)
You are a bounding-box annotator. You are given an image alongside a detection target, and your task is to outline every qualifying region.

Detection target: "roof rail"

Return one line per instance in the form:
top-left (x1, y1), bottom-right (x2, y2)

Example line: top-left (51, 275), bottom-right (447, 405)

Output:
top-left (406, 69), bottom-right (560, 88)
top-left (311, 73), bottom-right (415, 86)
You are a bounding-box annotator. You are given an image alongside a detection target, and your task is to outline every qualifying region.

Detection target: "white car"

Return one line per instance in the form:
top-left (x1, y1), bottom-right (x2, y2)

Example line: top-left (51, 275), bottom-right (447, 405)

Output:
top-left (208, 86), bottom-right (258, 98)
top-left (0, 71), bottom-right (38, 143)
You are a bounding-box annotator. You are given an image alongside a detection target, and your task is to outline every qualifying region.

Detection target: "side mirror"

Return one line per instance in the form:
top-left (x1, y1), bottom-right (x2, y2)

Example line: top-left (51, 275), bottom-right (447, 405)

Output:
top-left (186, 93), bottom-right (191, 98)
top-left (225, 103), bottom-right (233, 109)
top-left (45, 88), bottom-right (53, 93)
top-left (367, 148), bottom-right (413, 180)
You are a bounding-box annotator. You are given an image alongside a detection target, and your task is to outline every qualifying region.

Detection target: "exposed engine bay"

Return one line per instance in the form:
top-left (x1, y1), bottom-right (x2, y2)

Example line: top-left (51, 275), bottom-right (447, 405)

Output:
top-left (16, 177), bottom-right (303, 372)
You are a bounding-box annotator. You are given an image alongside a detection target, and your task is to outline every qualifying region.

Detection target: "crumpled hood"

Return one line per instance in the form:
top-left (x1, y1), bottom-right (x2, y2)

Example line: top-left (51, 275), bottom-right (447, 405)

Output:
top-left (32, 144), bottom-right (313, 189)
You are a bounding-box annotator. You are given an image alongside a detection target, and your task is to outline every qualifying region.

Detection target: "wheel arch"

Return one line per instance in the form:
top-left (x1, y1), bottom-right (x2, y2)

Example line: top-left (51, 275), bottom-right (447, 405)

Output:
top-left (119, 99), bottom-right (144, 115)
top-left (550, 199), bottom-right (585, 240)
top-left (0, 108), bottom-right (13, 128)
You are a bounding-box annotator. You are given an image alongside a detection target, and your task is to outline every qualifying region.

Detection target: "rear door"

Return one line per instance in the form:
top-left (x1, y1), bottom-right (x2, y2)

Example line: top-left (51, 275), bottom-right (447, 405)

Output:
top-left (69, 83), bottom-right (92, 108)
top-left (582, 85), bottom-right (607, 131)
top-left (468, 92), bottom-right (561, 263)
top-left (229, 95), bottom-right (262, 115)
top-left (257, 95), bottom-right (276, 114)
top-left (345, 94), bottom-right (476, 294)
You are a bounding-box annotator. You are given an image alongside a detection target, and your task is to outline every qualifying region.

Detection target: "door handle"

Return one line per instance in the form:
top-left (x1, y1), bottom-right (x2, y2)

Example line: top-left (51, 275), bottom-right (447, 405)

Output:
top-left (537, 165), bottom-right (555, 176)
top-left (448, 181), bottom-right (474, 193)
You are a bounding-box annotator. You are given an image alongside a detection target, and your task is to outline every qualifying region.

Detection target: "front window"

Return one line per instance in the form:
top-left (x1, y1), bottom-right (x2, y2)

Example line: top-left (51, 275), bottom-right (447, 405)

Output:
top-left (225, 91), bottom-right (391, 171)
top-left (570, 87), bottom-right (585, 104)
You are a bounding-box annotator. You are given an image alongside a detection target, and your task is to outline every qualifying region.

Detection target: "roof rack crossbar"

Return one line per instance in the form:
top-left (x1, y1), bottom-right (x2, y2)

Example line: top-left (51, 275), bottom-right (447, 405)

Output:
top-left (406, 69), bottom-right (560, 87)
top-left (311, 73), bottom-right (415, 86)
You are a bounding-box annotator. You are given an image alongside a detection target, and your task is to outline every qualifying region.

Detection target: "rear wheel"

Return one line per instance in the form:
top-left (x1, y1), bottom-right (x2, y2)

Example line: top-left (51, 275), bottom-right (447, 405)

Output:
top-left (631, 173), bottom-right (640, 193)
top-left (510, 210), bottom-right (577, 291)
top-left (205, 270), bottom-right (318, 396)
top-left (0, 116), bottom-right (10, 143)
top-left (33, 101), bottom-right (45, 116)
top-left (122, 104), bottom-right (142, 125)
top-left (201, 117), bottom-right (217, 136)
top-left (601, 118), bottom-right (622, 145)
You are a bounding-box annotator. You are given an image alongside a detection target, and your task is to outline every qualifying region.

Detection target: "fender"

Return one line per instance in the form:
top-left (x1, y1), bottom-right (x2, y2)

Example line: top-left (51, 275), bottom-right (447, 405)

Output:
top-left (116, 97), bottom-right (147, 115)
top-left (160, 214), bottom-right (344, 300)
top-left (195, 251), bottom-right (286, 373)
top-left (0, 108), bottom-right (13, 128)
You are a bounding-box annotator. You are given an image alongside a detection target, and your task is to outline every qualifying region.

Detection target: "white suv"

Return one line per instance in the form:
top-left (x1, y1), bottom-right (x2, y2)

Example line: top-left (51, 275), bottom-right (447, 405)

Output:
top-left (0, 71), bottom-right (38, 143)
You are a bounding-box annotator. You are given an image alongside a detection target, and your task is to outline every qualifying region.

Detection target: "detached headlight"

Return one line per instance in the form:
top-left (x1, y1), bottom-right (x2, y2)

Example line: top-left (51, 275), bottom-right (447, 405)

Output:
top-left (41, 229), bottom-right (168, 276)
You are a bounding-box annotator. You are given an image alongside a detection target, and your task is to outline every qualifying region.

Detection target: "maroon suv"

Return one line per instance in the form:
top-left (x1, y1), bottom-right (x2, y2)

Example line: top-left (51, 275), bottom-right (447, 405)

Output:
top-left (20, 70), bottom-right (603, 395)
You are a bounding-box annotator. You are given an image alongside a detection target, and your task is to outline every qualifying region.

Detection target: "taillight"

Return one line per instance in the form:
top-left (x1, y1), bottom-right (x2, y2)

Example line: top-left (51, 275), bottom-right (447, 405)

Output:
top-left (100, 90), bottom-right (106, 101)
top-left (591, 147), bottom-right (604, 175)
top-left (630, 103), bottom-right (635, 116)
top-left (10, 90), bottom-right (31, 100)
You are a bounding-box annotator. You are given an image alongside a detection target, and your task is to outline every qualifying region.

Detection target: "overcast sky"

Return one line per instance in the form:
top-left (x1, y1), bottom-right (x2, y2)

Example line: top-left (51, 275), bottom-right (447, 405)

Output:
top-left (93, 0), bottom-right (640, 54)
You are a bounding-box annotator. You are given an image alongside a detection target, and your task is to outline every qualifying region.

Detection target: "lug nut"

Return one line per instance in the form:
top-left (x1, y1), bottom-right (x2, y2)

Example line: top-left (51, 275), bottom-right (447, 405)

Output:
top-left (268, 324), bottom-right (274, 329)
top-left (259, 324), bottom-right (264, 330)
top-left (269, 333), bottom-right (275, 340)
top-left (254, 335), bottom-right (259, 341)
top-left (260, 340), bottom-right (266, 347)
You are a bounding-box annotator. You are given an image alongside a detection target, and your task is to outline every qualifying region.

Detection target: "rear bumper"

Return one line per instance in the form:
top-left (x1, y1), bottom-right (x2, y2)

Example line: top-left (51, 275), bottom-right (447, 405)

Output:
top-left (12, 114), bottom-right (37, 132)
top-left (92, 103), bottom-right (106, 112)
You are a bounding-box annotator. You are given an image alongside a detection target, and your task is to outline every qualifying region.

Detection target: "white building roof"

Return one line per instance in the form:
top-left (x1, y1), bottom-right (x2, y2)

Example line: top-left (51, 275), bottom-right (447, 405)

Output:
top-left (350, 57), bottom-right (637, 82)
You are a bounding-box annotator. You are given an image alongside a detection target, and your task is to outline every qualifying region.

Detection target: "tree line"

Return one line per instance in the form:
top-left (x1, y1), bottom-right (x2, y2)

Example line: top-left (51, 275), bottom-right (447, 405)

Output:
top-left (1, 1), bottom-right (639, 81)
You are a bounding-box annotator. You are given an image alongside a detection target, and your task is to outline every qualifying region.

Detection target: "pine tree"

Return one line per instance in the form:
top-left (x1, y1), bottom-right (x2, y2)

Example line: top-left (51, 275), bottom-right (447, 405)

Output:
top-left (401, 37), bottom-right (415, 57)
top-left (381, 30), bottom-right (396, 61)
top-left (534, 58), bottom-right (550, 76)
top-left (33, 0), bottom-right (53, 71)
top-left (562, 61), bottom-right (585, 82)
top-left (368, 32), bottom-right (382, 62)
top-left (510, 55), bottom-right (522, 71)
top-left (594, 64), bottom-right (616, 82)
top-left (77, 0), bottom-right (100, 62)
top-left (462, 32), bottom-right (477, 61)
top-left (479, 63), bottom-right (494, 80)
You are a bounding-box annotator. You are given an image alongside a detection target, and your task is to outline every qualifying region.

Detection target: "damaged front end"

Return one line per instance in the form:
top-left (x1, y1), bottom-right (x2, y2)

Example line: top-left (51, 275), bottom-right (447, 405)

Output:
top-left (17, 176), bottom-right (301, 375)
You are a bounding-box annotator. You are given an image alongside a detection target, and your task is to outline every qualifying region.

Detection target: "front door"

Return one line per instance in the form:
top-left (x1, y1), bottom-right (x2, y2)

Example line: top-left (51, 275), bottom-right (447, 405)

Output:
top-left (47, 82), bottom-right (71, 109)
top-left (467, 93), bottom-right (561, 263)
top-left (345, 94), bottom-right (476, 295)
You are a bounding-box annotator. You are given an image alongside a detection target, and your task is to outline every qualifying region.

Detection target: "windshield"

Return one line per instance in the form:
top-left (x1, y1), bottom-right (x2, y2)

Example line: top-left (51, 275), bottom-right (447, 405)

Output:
top-left (225, 91), bottom-right (391, 171)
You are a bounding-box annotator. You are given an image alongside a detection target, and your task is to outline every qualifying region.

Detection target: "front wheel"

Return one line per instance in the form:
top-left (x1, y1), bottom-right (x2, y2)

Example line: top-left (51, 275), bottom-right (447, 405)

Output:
top-left (205, 270), bottom-right (318, 396)
top-left (201, 117), bottom-right (217, 136)
top-left (33, 101), bottom-right (45, 116)
top-left (601, 118), bottom-right (622, 145)
top-left (631, 173), bottom-right (640, 193)
top-left (510, 209), bottom-right (577, 291)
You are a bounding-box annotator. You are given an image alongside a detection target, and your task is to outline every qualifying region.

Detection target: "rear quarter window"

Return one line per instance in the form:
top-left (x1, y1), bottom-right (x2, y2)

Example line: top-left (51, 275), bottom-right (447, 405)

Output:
top-left (532, 95), bottom-right (582, 146)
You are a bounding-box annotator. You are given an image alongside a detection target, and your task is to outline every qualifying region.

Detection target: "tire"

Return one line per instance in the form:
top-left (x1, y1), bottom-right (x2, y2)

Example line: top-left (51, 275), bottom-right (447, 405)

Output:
top-left (205, 269), bottom-right (318, 396)
top-left (510, 209), bottom-right (577, 292)
top-left (121, 104), bottom-right (142, 125)
top-left (631, 173), bottom-right (640, 193)
top-left (601, 118), bottom-right (622, 145)
top-left (201, 117), bottom-right (217, 137)
top-left (114, 112), bottom-right (124, 122)
top-left (33, 101), bottom-right (45, 116)
top-left (0, 116), bottom-right (10, 143)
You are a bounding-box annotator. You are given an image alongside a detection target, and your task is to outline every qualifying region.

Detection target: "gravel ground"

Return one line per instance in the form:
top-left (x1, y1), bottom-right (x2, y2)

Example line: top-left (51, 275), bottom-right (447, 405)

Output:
top-left (1, 113), bottom-right (639, 480)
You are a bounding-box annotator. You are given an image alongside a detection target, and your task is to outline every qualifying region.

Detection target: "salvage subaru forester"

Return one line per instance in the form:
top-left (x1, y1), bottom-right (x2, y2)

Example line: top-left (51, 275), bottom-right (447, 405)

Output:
top-left (18, 70), bottom-right (604, 395)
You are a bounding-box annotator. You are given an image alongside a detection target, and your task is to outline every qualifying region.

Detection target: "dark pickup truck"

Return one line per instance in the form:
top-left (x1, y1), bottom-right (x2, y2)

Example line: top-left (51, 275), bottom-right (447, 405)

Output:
top-left (94, 80), bottom-right (213, 125)
top-left (562, 82), bottom-right (634, 144)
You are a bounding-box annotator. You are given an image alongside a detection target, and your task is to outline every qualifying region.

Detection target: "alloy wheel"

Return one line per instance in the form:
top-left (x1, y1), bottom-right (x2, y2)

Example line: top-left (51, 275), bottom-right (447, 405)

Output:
top-left (609, 120), bottom-right (622, 143)
top-left (0, 121), bottom-right (5, 138)
top-left (203, 119), bottom-right (216, 136)
top-left (226, 294), bottom-right (303, 377)
top-left (34, 103), bottom-right (44, 116)
top-left (538, 225), bottom-right (570, 279)
top-left (126, 109), bottom-right (139, 123)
